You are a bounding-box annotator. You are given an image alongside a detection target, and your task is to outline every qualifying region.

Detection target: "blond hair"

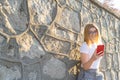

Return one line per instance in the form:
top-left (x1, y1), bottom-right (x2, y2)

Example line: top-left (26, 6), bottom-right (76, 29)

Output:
top-left (84, 23), bottom-right (101, 45)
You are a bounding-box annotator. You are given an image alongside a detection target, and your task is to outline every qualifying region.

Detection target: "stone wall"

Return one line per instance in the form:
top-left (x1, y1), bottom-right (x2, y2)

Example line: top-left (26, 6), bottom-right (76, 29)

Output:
top-left (0, 0), bottom-right (120, 80)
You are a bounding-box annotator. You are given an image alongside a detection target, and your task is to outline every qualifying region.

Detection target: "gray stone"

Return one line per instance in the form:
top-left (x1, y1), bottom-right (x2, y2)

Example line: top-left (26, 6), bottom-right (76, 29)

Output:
top-left (43, 57), bottom-right (66, 79)
top-left (28, 0), bottom-right (57, 25)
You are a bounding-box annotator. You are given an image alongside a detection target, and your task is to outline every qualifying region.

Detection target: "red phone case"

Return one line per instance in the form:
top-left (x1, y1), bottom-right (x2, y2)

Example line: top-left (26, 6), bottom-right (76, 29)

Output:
top-left (97, 45), bottom-right (104, 55)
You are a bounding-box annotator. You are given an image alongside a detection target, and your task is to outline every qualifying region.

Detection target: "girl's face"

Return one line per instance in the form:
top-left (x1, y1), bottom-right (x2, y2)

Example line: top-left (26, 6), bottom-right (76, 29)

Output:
top-left (88, 27), bottom-right (98, 43)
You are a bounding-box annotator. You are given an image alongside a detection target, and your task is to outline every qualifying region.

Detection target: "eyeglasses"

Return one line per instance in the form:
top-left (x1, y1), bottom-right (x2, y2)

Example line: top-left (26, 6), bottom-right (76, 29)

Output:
top-left (89, 30), bottom-right (97, 34)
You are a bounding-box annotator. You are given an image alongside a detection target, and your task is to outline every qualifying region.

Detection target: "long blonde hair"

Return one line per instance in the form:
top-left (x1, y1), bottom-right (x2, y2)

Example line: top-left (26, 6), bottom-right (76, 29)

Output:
top-left (84, 23), bottom-right (101, 45)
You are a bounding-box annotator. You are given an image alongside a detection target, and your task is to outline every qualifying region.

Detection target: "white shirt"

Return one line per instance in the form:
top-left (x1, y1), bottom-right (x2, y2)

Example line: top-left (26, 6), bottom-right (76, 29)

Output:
top-left (80, 42), bottom-right (102, 69)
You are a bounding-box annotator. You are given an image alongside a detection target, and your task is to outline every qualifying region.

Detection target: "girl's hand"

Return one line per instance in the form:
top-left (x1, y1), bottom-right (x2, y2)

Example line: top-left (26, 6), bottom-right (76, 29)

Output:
top-left (91, 49), bottom-right (103, 61)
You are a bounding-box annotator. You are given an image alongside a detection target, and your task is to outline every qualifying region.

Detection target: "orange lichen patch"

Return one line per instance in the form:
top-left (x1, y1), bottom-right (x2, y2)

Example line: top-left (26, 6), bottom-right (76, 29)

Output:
top-left (68, 46), bottom-right (81, 61)
top-left (68, 63), bottom-right (80, 75)
top-left (16, 33), bottom-right (33, 52)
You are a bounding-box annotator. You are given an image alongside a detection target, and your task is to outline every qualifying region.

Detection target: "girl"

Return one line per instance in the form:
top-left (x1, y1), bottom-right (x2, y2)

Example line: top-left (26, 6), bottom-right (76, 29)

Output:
top-left (77, 23), bottom-right (104, 80)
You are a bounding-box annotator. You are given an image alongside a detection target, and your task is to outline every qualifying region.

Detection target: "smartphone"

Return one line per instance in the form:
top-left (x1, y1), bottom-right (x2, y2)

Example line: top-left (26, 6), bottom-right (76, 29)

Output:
top-left (96, 45), bottom-right (105, 55)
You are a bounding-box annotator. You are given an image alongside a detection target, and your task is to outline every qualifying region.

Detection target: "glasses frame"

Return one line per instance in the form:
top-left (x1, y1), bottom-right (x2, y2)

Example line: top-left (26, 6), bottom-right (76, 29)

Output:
top-left (88, 30), bottom-right (97, 34)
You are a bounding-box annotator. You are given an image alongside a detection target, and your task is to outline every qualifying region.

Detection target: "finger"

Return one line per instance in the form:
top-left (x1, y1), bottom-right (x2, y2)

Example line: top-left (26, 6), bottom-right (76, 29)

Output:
top-left (98, 52), bottom-right (104, 57)
top-left (98, 51), bottom-right (103, 55)
top-left (99, 52), bottom-right (104, 56)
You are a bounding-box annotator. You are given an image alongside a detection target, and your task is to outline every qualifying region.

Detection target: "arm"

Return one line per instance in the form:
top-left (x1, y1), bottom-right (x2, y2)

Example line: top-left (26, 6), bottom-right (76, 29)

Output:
top-left (81, 53), bottom-right (94, 70)
top-left (81, 50), bottom-right (103, 70)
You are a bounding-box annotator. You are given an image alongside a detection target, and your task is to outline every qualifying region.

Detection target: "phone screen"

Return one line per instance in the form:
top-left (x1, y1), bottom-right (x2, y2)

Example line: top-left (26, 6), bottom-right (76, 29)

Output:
top-left (96, 45), bottom-right (104, 55)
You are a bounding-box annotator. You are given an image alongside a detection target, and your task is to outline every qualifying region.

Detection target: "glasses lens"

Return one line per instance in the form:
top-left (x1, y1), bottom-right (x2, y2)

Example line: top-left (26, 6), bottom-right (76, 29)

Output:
top-left (89, 30), bottom-right (97, 34)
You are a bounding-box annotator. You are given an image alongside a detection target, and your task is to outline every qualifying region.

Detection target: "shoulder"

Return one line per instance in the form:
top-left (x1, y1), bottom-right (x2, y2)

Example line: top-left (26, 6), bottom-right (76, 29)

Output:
top-left (80, 42), bottom-right (89, 54)
top-left (80, 42), bottom-right (88, 49)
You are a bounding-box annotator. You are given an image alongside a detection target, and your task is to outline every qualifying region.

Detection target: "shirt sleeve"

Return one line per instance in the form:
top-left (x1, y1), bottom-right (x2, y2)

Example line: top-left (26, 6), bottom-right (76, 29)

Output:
top-left (80, 43), bottom-right (89, 54)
